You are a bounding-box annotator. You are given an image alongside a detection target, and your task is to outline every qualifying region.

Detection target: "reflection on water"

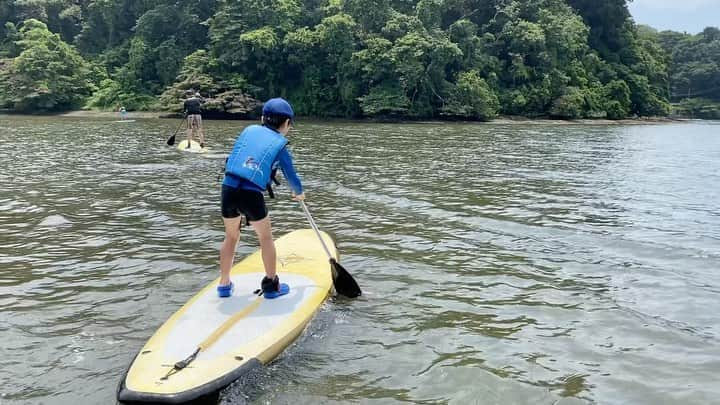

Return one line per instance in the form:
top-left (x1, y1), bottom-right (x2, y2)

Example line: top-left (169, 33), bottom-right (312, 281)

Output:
top-left (1, 115), bottom-right (719, 404)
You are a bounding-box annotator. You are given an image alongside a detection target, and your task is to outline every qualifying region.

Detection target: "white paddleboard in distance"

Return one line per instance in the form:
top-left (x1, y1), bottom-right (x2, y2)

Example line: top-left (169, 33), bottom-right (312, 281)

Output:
top-left (114, 120), bottom-right (136, 122)
top-left (117, 229), bottom-right (336, 404)
top-left (176, 139), bottom-right (207, 153)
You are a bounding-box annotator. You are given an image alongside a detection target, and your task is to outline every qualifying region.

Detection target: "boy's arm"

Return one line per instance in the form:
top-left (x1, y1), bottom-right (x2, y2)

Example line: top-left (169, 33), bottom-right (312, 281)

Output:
top-left (277, 147), bottom-right (303, 195)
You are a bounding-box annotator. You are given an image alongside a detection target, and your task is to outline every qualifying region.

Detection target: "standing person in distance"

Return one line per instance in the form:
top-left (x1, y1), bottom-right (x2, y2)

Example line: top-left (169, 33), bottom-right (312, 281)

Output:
top-left (217, 98), bottom-right (305, 299)
top-left (183, 91), bottom-right (206, 148)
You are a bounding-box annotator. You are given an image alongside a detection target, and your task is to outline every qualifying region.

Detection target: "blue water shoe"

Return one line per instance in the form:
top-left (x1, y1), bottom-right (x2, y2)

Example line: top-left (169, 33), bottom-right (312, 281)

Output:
top-left (261, 276), bottom-right (289, 299)
top-left (217, 282), bottom-right (234, 298)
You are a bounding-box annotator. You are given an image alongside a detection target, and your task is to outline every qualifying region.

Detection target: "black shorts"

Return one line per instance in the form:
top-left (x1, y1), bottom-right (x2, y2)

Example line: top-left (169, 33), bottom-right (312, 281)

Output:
top-left (221, 185), bottom-right (268, 222)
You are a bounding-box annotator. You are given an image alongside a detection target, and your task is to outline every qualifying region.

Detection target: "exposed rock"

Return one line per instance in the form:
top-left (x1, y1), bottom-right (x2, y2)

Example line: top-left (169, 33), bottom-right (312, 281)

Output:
top-left (157, 75), bottom-right (263, 119)
top-left (204, 90), bottom-right (262, 117)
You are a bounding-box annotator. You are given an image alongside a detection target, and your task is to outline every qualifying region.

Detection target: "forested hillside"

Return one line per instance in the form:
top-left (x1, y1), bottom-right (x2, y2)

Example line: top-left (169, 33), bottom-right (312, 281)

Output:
top-left (0, 0), bottom-right (717, 120)
top-left (646, 26), bottom-right (720, 119)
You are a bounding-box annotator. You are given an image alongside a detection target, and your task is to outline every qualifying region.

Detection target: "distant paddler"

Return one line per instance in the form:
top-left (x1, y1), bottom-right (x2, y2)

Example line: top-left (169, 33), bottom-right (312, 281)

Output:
top-left (183, 91), bottom-right (206, 148)
top-left (118, 105), bottom-right (128, 121)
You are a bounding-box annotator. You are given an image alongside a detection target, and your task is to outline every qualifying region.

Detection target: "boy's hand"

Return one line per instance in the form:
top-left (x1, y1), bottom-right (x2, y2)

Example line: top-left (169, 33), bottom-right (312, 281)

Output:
top-left (292, 193), bottom-right (305, 201)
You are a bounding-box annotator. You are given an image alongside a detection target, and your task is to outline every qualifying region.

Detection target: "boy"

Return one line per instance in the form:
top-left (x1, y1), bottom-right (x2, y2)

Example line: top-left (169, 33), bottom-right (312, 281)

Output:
top-left (218, 98), bottom-right (305, 298)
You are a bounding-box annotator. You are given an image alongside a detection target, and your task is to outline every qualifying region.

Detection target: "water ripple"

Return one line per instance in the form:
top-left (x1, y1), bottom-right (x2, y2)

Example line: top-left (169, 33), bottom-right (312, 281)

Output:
top-left (1, 115), bottom-right (719, 404)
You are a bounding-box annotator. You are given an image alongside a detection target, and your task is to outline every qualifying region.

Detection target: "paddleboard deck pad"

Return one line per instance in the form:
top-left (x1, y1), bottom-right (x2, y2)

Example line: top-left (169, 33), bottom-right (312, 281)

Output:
top-left (176, 139), bottom-right (206, 153)
top-left (117, 229), bottom-right (336, 403)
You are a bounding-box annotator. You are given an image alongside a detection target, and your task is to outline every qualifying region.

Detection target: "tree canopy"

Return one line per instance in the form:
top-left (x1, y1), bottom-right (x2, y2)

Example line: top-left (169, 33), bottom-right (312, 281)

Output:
top-left (640, 25), bottom-right (720, 119)
top-left (0, 0), bottom-right (715, 119)
top-left (0, 19), bottom-right (94, 111)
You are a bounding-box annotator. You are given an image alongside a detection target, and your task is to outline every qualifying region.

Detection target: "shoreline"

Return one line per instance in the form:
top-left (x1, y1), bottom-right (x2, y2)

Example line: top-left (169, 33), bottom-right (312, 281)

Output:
top-left (491, 116), bottom-right (690, 126)
top-left (2, 109), bottom-right (698, 125)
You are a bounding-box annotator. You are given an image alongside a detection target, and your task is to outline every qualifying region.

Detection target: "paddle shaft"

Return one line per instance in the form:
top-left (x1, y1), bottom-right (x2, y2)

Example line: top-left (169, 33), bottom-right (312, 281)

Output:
top-left (173, 116), bottom-right (185, 135)
top-left (166, 117), bottom-right (185, 145)
top-left (299, 201), bottom-right (362, 298)
top-left (299, 201), bottom-right (334, 260)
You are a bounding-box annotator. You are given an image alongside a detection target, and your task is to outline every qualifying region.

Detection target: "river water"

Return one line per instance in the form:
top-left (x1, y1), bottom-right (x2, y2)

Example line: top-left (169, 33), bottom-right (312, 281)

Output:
top-left (1, 115), bottom-right (718, 404)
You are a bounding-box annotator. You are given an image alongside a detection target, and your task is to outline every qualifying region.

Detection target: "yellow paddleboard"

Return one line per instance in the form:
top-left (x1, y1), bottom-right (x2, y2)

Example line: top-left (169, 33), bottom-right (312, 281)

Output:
top-left (176, 139), bottom-right (207, 153)
top-left (117, 229), bottom-right (335, 403)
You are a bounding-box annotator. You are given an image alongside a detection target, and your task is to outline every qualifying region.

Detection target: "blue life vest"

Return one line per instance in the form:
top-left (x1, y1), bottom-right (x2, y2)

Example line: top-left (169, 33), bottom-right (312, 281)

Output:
top-left (224, 125), bottom-right (288, 189)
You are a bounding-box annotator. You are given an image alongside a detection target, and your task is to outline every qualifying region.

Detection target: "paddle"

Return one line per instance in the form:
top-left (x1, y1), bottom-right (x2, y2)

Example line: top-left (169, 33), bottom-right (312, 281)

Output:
top-left (299, 201), bottom-right (361, 298)
top-left (166, 116), bottom-right (185, 146)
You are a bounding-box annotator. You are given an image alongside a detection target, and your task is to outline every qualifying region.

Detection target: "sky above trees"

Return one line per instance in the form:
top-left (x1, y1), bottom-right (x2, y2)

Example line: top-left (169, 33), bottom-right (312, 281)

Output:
top-left (629, 0), bottom-right (719, 33)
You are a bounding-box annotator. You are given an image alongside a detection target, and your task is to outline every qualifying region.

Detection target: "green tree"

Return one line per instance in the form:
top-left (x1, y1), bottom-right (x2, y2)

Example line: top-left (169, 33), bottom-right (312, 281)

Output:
top-left (657, 26), bottom-right (720, 102)
top-left (0, 0), bottom-right (682, 120)
top-left (1, 22), bottom-right (22, 57)
top-left (284, 13), bottom-right (360, 115)
top-left (442, 70), bottom-right (499, 120)
top-left (550, 86), bottom-right (585, 119)
top-left (603, 79), bottom-right (631, 119)
top-left (567, 0), bottom-right (633, 57)
top-left (358, 83), bottom-right (410, 116)
top-left (210, 0), bottom-right (300, 68)
top-left (0, 19), bottom-right (94, 111)
top-left (675, 97), bottom-right (720, 119)
top-left (343, 0), bottom-right (391, 31)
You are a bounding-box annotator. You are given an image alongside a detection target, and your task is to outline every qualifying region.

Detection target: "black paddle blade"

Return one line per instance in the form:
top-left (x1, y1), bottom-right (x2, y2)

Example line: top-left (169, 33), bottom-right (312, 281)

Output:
top-left (330, 258), bottom-right (361, 298)
top-left (166, 134), bottom-right (176, 146)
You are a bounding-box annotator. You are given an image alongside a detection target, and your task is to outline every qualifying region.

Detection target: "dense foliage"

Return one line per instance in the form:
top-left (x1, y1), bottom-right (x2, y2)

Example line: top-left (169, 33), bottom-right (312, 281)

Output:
top-left (0, 19), bottom-right (95, 111)
top-left (645, 26), bottom-right (720, 119)
top-left (0, 0), bottom-right (716, 119)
